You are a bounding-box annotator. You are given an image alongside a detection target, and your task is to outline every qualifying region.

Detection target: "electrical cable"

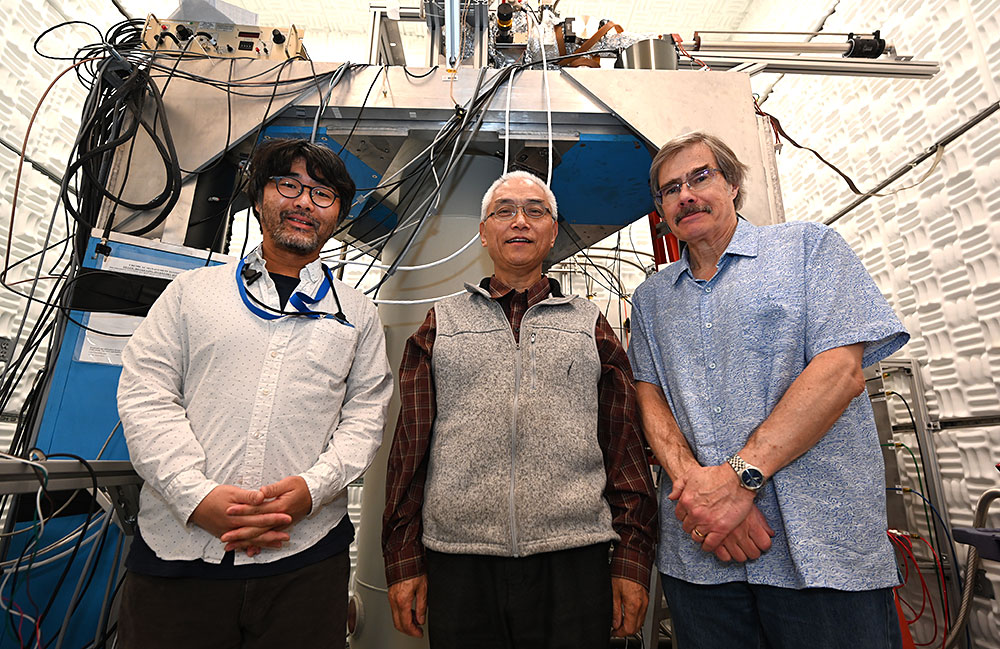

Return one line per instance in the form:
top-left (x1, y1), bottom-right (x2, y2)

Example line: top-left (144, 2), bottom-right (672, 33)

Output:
top-left (888, 531), bottom-right (940, 646)
top-left (52, 511), bottom-right (112, 649)
top-left (309, 62), bottom-right (350, 143)
top-left (95, 422), bottom-right (121, 461)
top-left (882, 441), bottom-right (939, 576)
top-left (1, 454), bottom-right (48, 646)
top-left (503, 65), bottom-right (518, 172)
top-left (330, 234), bottom-right (480, 273)
top-left (367, 65), bottom-right (503, 296)
top-left (336, 66), bottom-right (385, 157)
top-left (914, 532), bottom-right (950, 646)
top-left (403, 65), bottom-right (439, 79)
top-left (885, 484), bottom-right (964, 635)
top-left (525, 9), bottom-right (554, 184)
top-left (0, 518), bottom-right (106, 571)
top-left (881, 389), bottom-right (944, 566)
top-left (373, 289), bottom-right (466, 305)
top-left (21, 454), bottom-right (99, 649)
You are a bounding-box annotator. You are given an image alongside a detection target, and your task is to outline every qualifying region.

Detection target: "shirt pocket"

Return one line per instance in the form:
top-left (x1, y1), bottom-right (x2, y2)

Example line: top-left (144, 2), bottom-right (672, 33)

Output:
top-left (305, 319), bottom-right (360, 383)
top-left (739, 290), bottom-right (800, 358)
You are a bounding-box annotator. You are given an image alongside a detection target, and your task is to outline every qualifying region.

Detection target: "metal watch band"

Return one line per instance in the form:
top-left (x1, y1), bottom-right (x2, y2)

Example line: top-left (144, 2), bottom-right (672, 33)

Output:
top-left (727, 453), bottom-right (765, 491)
top-left (727, 454), bottom-right (750, 474)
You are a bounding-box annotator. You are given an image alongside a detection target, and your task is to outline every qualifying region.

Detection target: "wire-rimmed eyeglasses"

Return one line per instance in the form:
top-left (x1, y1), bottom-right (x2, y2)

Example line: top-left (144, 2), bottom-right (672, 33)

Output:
top-left (653, 168), bottom-right (723, 205)
top-left (487, 203), bottom-right (552, 221)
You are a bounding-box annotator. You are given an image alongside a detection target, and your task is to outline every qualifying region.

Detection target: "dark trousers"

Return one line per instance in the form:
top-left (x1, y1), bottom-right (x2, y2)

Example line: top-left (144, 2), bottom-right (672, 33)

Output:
top-left (661, 574), bottom-right (904, 649)
top-left (425, 543), bottom-right (612, 649)
top-left (116, 550), bottom-right (349, 649)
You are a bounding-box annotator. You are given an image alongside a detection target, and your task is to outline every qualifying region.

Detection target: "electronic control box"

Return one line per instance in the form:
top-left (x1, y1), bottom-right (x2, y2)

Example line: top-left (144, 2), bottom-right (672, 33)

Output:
top-left (140, 14), bottom-right (308, 60)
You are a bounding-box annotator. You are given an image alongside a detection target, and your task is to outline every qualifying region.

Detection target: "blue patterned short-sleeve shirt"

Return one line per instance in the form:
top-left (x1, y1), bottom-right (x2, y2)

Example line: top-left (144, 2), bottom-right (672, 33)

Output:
top-left (628, 218), bottom-right (908, 590)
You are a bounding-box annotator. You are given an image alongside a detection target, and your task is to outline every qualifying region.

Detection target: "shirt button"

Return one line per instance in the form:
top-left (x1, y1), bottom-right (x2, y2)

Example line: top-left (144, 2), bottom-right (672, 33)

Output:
top-left (705, 287), bottom-right (712, 293)
top-left (261, 388), bottom-right (270, 395)
top-left (708, 362), bottom-right (717, 369)
top-left (713, 406), bottom-right (722, 413)
top-left (705, 322), bottom-right (712, 329)
top-left (253, 431), bottom-right (262, 439)
top-left (270, 351), bottom-right (277, 358)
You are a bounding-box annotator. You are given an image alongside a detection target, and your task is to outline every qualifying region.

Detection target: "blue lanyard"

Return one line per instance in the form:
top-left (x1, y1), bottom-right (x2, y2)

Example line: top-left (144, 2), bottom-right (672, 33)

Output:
top-left (236, 257), bottom-right (350, 325)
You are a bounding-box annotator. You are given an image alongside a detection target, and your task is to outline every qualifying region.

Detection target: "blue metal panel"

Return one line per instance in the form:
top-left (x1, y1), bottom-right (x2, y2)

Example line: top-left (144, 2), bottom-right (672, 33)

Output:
top-left (551, 133), bottom-right (654, 226)
top-left (1, 517), bottom-right (125, 649)
top-left (34, 237), bottom-right (222, 458)
top-left (5, 237), bottom-right (222, 649)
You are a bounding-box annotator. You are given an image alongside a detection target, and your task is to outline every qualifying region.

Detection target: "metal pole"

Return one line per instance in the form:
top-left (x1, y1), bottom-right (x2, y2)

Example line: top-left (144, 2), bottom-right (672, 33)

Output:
top-left (825, 100), bottom-right (1000, 225)
top-left (682, 40), bottom-right (855, 54)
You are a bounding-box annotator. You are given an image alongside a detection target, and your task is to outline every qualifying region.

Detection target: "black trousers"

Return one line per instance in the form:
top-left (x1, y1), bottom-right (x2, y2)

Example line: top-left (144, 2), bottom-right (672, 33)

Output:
top-left (425, 543), bottom-right (612, 649)
top-left (116, 550), bottom-right (349, 649)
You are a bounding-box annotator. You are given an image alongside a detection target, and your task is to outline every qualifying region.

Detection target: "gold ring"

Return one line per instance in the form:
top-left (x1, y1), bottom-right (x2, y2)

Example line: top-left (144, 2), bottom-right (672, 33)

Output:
top-left (693, 529), bottom-right (706, 539)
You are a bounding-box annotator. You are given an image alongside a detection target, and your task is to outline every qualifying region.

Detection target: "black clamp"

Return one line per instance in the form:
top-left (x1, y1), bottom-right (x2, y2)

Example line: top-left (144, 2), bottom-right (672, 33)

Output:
top-left (845, 30), bottom-right (886, 59)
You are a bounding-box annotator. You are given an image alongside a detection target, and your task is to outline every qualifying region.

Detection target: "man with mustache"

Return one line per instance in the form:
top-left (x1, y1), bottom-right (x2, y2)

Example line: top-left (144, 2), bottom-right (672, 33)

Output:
top-left (382, 170), bottom-right (657, 648)
top-left (627, 132), bottom-right (908, 648)
top-left (116, 139), bottom-right (392, 649)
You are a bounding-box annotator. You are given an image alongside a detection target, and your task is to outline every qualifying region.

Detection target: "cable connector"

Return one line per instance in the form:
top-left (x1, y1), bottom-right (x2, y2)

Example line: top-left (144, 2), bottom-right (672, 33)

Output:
top-left (95, 239), bottom-right (112, 258)
top-left (101, 57), bottom-right (133, 89)
top-left (453, 104), bottom-right (466, 119)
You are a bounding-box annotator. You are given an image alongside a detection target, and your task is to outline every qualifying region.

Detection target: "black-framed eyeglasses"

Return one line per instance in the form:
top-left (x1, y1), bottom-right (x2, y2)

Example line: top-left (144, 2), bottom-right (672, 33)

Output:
top-left (487, 203), bottom-right (552, 221)
top-left (270, 176), bottom-right (339, 208)
top-left (653, 168), bottom-right (723, 205)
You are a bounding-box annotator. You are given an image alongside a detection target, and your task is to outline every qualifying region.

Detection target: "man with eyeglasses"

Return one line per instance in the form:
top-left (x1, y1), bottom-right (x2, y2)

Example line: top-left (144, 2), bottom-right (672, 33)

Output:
top-left (382, 170), bottom-right (657, 648)
top-left (627, 132), bottom-right (908, 649)
top-left (116, 138), bottom-right (392, 649)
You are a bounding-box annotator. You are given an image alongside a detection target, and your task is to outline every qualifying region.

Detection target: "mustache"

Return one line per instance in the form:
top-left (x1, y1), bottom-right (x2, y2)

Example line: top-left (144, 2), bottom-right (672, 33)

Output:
top-left (676, 204), bottom-right (712, 222)
top-left (280, 210), bottom-right (318, 228)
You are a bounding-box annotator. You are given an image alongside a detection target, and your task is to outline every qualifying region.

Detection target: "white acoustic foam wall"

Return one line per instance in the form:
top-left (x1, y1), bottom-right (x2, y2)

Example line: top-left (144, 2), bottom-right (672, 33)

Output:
top-left (739, 0), bottom-right (1000, 645)
top-left (0, 1), bottom-right (130, 445)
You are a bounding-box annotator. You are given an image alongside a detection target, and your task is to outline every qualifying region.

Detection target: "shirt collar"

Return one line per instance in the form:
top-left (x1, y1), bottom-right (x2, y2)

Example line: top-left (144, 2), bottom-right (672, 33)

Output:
top-left (467, 275), bottom-right (563, 305)
top-left (246, 245), bottom-right (327, 285)
top-left (663, 216), bottom-right (759, 285)
top-left (485, 275), bottom-right (561, 307)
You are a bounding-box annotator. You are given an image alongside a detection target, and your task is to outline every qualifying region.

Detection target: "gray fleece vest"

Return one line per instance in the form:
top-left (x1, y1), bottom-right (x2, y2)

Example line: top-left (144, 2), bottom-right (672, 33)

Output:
top-left (422, 283), bottom-right (618, 557)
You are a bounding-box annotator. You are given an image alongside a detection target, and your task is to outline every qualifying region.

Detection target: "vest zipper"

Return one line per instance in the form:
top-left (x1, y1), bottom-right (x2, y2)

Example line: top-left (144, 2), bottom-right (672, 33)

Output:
top-left (510, 340), bottom-right (520, 556)
top-left (530, 331), bottom-right (537, 390)
top-left (493, 297), bottom-right (549, 557)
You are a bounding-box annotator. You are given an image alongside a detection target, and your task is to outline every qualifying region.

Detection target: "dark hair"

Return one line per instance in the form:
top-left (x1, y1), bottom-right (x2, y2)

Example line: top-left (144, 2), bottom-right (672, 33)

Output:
top-left (649, 132), bottom-right (750, 214)
top-left (246, 138), bottom-right (356, 221)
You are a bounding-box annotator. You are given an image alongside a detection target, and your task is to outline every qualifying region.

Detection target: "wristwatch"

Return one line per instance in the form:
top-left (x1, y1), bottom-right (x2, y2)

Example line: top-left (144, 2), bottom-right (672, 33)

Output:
top-left (726, 454), bottom-right (766, 492)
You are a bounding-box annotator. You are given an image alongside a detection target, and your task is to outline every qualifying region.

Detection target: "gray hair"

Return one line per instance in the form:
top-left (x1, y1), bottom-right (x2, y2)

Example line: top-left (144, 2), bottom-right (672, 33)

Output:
top-left (649, 132), bottom-right (749, 215)
top-left (480, 170), bottom-right (558, 222)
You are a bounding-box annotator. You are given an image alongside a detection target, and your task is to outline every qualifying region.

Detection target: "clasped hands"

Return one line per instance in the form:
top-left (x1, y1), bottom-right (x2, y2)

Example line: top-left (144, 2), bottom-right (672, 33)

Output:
top-left (670, 463), bottom-right (775, 562)
top-left (189, 476), bottom-right (313, 557)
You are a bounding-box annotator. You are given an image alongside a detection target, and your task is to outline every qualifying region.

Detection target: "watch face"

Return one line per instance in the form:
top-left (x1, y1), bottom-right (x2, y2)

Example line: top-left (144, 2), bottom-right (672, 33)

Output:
top-left (741, 468), bottom-right (765, 489)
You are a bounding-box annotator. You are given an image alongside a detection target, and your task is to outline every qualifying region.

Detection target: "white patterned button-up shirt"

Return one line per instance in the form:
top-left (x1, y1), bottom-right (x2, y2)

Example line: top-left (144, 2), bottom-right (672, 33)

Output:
top-left (117, 247), bottom-right (392, 565)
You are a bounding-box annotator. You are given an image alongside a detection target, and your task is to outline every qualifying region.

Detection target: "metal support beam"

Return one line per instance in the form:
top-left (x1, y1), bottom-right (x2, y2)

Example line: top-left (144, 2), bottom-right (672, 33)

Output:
top-left (0, 459), bottom-right (140, 494)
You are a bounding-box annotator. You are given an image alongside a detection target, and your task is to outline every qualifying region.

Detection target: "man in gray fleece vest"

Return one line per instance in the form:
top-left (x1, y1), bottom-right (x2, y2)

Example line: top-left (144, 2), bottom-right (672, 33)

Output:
top-left (382, 170), bottom-right (657, 648)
